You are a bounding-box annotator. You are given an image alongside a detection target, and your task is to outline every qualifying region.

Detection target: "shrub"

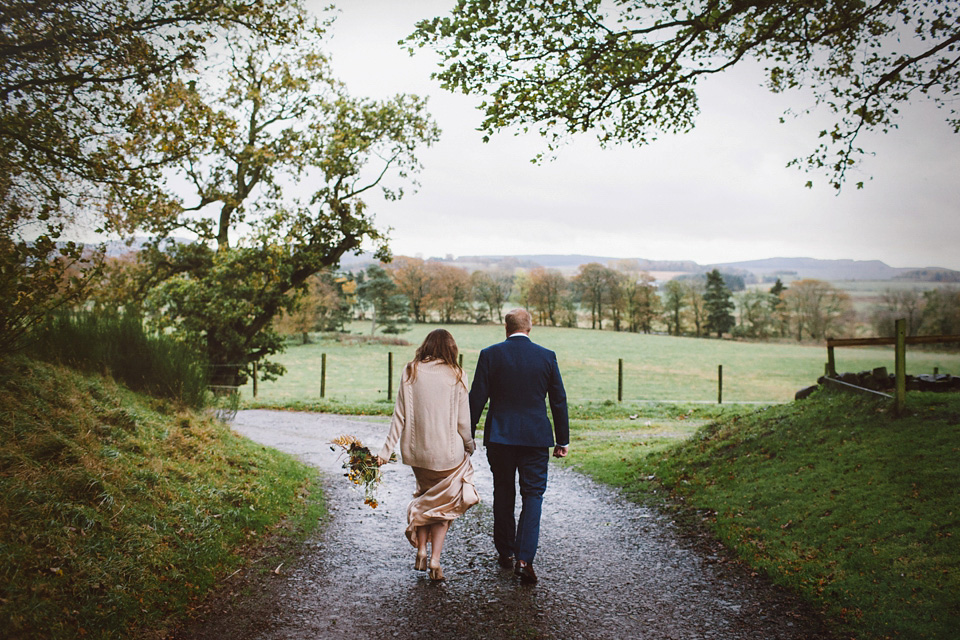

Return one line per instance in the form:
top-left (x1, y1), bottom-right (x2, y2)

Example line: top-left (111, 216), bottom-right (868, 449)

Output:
top-left (27, 312), bottom-right (208, 407)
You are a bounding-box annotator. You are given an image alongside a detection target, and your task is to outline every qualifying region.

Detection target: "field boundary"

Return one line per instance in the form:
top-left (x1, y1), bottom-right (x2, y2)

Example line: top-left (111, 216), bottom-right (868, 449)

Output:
top-left (826, 322), bottom-right (960, 412)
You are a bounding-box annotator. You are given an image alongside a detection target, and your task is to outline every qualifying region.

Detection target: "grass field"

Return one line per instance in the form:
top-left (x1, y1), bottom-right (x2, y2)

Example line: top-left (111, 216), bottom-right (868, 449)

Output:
top-left (244, 322), bottom-right (957, 406)
top-left (562, 391), bottom-right (960, 640)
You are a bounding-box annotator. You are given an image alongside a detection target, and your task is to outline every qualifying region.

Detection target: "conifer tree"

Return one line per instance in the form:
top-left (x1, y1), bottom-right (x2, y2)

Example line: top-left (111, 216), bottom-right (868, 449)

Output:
top-left (357, 265), bottom-right (410, 335)
top-left (704, 269), bottom-right (735, 338)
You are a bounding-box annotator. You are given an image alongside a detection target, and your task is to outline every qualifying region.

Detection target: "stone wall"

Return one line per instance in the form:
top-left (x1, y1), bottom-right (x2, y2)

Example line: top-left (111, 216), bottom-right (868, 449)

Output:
top-left (795, 367), bottom-right (960, 399)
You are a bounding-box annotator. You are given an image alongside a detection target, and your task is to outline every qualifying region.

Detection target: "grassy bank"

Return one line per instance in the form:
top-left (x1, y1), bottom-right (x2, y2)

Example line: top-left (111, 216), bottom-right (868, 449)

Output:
top-left (0, 357), bottom-right (324, 639)
top-left (562, 391), bottom-right (960, 639)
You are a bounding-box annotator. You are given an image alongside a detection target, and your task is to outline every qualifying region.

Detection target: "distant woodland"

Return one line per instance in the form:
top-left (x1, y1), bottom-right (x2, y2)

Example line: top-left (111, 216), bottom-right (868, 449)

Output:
top-left (229, 255), bottom-right (960, 344)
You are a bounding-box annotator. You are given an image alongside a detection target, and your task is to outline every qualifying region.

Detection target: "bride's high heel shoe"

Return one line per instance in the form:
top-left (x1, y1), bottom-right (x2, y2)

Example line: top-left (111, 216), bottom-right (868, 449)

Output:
top-left (428, 561), bottom-right (444, 581)
top-left (415, 550), bottom-right (428, 571)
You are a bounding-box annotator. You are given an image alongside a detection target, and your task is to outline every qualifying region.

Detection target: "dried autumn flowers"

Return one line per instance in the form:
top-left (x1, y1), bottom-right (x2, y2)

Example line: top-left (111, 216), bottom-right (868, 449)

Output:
top-left (329, 434), bottom-right (394, 509)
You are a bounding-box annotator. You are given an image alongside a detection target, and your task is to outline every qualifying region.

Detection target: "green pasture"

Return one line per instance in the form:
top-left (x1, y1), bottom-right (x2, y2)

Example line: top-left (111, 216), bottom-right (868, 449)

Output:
top-left (562, 392), bottom-right (960, 640)
top-left (244, 323), bottom-right (957, 406)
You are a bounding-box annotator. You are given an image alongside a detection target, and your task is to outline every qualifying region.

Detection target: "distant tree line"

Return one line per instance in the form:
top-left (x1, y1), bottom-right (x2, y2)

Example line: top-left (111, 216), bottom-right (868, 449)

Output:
top-left (265, 257), bottom-right (960, 343)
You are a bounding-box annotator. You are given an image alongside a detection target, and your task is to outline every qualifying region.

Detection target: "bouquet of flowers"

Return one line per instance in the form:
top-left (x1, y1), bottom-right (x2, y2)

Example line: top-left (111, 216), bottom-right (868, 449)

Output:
top-left (329, 435), bottom-right (395, 509)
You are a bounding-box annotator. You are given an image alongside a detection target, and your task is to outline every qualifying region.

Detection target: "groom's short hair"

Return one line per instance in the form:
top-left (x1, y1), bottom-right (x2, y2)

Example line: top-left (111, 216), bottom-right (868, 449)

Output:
top-left (505, 308), bottom-right (532, 334)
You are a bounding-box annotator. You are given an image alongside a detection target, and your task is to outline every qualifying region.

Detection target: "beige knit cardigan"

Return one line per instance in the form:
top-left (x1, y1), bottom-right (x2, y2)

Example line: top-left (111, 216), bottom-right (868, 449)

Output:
top-left (378, 359), bottom-right (475, 470)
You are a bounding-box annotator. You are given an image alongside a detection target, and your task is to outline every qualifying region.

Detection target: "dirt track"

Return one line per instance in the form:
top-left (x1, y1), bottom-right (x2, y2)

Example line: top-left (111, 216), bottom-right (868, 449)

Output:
top-left (172, 410), bottom-right (835, 640)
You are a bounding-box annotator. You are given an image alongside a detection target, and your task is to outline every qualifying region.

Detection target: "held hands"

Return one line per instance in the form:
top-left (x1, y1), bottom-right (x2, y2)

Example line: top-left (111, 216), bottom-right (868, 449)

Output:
top-left (552, 445), bottom-right (569, 459)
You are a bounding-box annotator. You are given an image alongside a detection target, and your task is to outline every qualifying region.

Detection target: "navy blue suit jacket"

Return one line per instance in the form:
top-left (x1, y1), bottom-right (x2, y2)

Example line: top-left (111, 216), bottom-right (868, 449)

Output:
top-left (469, 335), bottom-right (569, 448)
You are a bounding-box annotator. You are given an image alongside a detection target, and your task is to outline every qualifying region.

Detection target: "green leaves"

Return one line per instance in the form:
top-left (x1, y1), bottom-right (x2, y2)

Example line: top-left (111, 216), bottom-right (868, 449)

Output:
top-left (0, 0), bottom-right (310, 355)
top-left (0, 230), bottom-right (104, 355)
top-left (104, 12), bottom-right (438, 380)
top-left (0, 0), bottom-right (309, 230)
top-left (410, 0), bottom-right (960, 189)
top-left (356, 265), bottom-right (410, 335)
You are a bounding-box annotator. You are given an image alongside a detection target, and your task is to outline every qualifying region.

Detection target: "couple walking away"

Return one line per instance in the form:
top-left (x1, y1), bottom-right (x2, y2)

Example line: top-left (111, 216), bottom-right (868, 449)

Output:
top-left (376, 308), bottom-right (570, 584)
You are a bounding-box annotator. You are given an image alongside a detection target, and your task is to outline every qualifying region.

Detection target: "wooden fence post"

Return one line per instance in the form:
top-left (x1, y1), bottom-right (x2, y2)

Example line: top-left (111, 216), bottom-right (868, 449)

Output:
top-left (459, 354), bottom-right (463, 369)
top-left (827, 343), bottom-right (836, 377)
top-left (252, 362), bottom-right (258, 398)
top-left (895, 319), bottom-right (906, 415)
top-left (617, 358), bottom-right (623, 403)
top-left (320, 353), bottom-right (326, 398)
top-left (388, 352), bottom-right (394, 402)
top-left (718, 364), bottom-right (723, 404)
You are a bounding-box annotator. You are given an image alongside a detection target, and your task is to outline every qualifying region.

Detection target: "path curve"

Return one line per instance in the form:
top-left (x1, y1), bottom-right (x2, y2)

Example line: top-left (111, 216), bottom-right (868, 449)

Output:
top-left (173, 410), bottom-right (835, 640)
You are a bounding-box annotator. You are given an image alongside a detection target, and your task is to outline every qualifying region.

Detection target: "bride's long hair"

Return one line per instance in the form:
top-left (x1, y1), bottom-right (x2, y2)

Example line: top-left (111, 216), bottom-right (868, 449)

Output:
top-left (406, 329), bottom-right (464, 387)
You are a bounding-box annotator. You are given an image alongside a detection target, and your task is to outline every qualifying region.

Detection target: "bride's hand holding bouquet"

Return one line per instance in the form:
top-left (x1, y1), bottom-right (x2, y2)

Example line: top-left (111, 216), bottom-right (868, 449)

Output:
top-left (329, 434), bottom-right (395, 509)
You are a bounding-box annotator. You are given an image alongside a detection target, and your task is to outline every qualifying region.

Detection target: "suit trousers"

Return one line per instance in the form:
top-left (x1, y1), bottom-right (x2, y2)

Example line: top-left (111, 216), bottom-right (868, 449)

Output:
top-left (485, 443), bottom-right (549, 564)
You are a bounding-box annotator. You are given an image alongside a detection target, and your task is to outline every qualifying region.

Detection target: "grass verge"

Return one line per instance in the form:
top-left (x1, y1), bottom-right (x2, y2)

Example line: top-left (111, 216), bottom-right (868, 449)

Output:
top-left (243, 397), bottom-right (395, 416)
top-left (242, 396), bottom-right (758, 422)
top-left (561, 391), bottom-right (960, 640)
top-left (0, 356), bottom-right (324, 639)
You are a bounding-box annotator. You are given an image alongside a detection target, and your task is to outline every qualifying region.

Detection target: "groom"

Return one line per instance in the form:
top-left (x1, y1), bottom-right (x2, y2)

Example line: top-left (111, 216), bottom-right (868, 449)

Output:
top-left (469, 308), bottom-right (569, 584)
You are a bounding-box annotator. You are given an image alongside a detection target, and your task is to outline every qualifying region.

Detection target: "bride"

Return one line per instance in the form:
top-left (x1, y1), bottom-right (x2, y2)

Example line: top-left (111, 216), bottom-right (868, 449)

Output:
top-left (376, 329), bottom-right (478, 581)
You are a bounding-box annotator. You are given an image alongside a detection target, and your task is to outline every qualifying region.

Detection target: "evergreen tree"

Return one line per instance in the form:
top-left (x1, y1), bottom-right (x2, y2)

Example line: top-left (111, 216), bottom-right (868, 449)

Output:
top-left (769, 278), bottom-right (789, 338)
top-left (704, 269), bottom-right (735, 338)
top-left (769, 278), bottom-right (786, 299)
top-left (357, 265), bottom-right (409, 335)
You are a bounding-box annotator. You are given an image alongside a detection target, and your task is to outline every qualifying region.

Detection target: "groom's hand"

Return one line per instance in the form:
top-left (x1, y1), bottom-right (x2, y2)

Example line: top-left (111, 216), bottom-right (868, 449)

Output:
top-left (552, 445), bottom-right (568, 458)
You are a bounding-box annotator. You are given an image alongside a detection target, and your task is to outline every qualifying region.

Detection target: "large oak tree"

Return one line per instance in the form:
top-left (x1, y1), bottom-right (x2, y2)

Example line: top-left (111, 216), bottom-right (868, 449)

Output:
top-left (0, 0), bottom-right (303, 353)
top-left (119, 20), bottom-right (439, 383)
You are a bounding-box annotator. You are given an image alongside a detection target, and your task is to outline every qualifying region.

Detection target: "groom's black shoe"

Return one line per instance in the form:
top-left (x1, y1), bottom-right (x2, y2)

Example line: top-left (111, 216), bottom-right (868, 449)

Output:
top-left (514, 561), bottom-right (537, 584)
top-left (497, 554), bottom-right (515, 569)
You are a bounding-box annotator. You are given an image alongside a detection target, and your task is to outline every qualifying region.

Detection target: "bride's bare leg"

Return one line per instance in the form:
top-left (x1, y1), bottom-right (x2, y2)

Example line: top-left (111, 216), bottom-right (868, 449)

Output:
top-left (429, 521), bottom-right (450, 570)
top-left (415, 526), bottom-right (429, 570)
top-left (417, 526), bottom-right (429, 552)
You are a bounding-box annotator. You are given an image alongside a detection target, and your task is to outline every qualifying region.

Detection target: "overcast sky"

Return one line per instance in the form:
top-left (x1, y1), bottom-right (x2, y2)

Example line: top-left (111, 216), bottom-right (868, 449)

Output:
top-left (315, 1), bottom-right (960, 270)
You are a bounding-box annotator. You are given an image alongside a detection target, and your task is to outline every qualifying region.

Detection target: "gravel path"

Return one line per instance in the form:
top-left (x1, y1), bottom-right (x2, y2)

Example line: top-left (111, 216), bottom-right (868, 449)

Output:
top-left (172, 410), bottom-right (835, 640)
